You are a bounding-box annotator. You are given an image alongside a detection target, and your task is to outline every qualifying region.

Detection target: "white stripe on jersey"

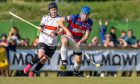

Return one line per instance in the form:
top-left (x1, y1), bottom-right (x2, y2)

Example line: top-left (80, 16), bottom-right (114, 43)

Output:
top-left (39, 15), bottom-right (60, 46)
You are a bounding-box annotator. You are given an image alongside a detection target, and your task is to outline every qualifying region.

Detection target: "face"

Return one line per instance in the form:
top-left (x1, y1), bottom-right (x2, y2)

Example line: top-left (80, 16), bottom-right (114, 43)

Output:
top-left (95, 37), bottom-right (99, 42)
top-left (11, 28), bottom-right (17, 34)
top-left (105, 34), bottom-right (111, 41)
top-left (2, 36), bottom-right (6, 40)
top-left (80, 13), bottom-right (89, 22)
top-left (11, 28), bottom-right (15, 33)
top-left (138, 40), bottom-right (140, 46)
top-left (49, 8), bottom-right (58, 18)
top-left (121, 32), bottom-right (126, 37)
top-left (119, 40), bottom-right (123, 45)
top-left (111, 29), bottom-right (115, 33)
top-left (20, 39), bottom-right (25, 44)
top-left (128, 30), bottom-right (133, 37)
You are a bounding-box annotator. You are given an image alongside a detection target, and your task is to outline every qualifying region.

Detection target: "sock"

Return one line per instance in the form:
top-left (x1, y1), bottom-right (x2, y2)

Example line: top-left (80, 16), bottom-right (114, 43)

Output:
top-left (33, 62), bottom-right (44, 73)
top-left (62, 60), bottom-right (67, 65)
top-left (74, 61), bottom-right (81, 71)
top-left (30, 56), bottom-right (40, 66)
top-left (61, 45), bottom-right (68, 64)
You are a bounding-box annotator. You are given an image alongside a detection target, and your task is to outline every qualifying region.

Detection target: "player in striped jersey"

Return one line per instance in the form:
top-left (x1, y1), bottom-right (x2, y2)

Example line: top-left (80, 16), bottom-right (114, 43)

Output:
top-left (58, 6), bottom-right (93, 76)
top-left (23, 2), bottom-right (63, 77)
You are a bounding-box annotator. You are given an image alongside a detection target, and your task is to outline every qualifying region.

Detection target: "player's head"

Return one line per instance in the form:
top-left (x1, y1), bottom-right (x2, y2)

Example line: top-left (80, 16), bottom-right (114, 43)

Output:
top-left (128, 29), bottom-right (133, 37)
top-left (81, 6), bottom-right (90, 15)
top-left (121, 30), bottom-right (126, 37)
top-left (110, 26), bottom-right (116, 33)
top-left (80, 6), bottom-right (90, 21)
top-left (48, 2), bottom-right (58, 17)
top-left (1, 33), bottom-right (7, 40)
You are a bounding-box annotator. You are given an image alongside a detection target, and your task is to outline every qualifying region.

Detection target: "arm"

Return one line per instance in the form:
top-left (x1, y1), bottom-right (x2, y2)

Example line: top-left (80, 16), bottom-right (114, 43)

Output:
top-left (56, 28), bottom-right (63, 35)
top-left (104, 41), bottom-right (114, 47)
top-left (77, 30), bottom-right (90, 46)
top-left (50, 28), bottom-right (64, 37)
top-left (88, 36), bottom-right (98, 46)
top-left (110, 42), bottom-right (115, 47)
top-left (8, 31), bottom-right (13, 41)
top-left (78, 19), bottom-right (93, 46)
top-left (131, 37), bottom-right (138, 48)
top-left (38, 16), bottom-right (46, 32)
top-left (57, 16), bottom-right (72, 37)
top-left (0, 42), bottom-right (8, 47)
top-left (131, 43), bottom-right (138, 48)
top-left (105, 19), bottom-right (108, 27)
top-left (119, 39), bottom-right (128, 47)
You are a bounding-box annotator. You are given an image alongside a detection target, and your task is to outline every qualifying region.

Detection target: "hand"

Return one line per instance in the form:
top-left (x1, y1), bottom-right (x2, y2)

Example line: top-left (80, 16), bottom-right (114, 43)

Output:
top-left (9, 31), bottom-right (13, 35)
top-left (105, 19), bottom-right (108, 26)
top-left (66, 31), bottom-right (72, 38)
top-left (99, 19), bottom-right (102, 26)
top-left (38, 27), bottom-right (43, 32)
top-left (88, 43), bottom-right (92, 46)
top-left (50, 31), bottom-right (57, 37)
top-left (76, 41), bottom-right (81, 47)
top-left (118, 38), bottom-right (123, 41)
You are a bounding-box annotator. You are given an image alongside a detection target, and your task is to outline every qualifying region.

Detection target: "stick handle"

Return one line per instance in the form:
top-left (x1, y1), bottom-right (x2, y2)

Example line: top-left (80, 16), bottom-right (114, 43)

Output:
top-left (9, 12), bottom-right (39, 29)
top-left (9, 11), bottom-right (49, 35)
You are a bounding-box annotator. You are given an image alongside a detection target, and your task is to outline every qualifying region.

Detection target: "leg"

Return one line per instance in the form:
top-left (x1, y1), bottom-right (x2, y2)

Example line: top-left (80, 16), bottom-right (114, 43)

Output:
top-left (73, 51), bottom-right (82, 76)
top-left (24, 43), bottom-right (46, 74)
top-left (74, 55), bottom-right (81, 71)
top-left (29, 43), bottom-right (57, 77)
top-left (60, 37), bottom-right (69, 71)
top-left (29, 56), bottom-right (48, 77)
top-left (30, 49), bottom-right (45, 65)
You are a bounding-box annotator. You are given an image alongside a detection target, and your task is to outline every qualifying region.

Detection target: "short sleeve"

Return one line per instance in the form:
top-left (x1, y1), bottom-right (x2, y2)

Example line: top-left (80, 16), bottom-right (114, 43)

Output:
top-left (40, 16), bottom-right (47, 27)
top-left (86, 20), bottom-right (93, 31)
top-left (64, 14), bottom-right (76, 22)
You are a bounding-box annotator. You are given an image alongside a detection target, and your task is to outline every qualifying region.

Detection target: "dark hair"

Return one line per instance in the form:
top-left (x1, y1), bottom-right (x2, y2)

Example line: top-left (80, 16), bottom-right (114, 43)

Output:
top-left (128, 29), bottom-right (133, 33)
top-left (137, 39), bottom-right (140, 42)
top-left (110, 26), bottom-right (116, 30)
top-left (9, 38), bottom-right (16, 43)
top-left (48, 2), bottom-right (58, 11)
top-left (12, 26), bottom-right (19, 33)
top-left (1, 33), bottom-right (7, 38)
top-left (121, 30), bottom-right (126, 34)
top-left (11, 26), bottom-right (20, 39)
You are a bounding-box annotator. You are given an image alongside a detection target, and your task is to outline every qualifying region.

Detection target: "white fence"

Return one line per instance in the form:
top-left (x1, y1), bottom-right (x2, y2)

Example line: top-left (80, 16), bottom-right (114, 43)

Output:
top-left (9, 48), bottom-right (140, 71)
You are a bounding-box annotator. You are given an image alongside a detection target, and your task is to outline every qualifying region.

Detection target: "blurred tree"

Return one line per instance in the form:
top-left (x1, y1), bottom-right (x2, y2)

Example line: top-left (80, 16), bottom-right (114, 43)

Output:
top-left (4, 0), bottom-right (137, 2)
top-left (55, 0), bottom-right (59, 3)
top-left (0, 0), bottom-right (7, 2)
top-left (7, 0), bottom-right (24, 2)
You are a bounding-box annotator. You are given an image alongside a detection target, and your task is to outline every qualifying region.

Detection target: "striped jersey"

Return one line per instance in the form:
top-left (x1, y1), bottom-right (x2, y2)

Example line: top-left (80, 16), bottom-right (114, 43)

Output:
top-left (39, 14), bottom-right (60, 46)
top-left (65, 14), bottom-right (93, 42)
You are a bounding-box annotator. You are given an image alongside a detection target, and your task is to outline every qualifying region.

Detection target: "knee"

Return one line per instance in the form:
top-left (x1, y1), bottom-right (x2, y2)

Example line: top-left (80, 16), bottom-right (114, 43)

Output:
top-left (75, 56), bottom-right (82, 64)
top-left (40, 56), bottom-right (48, 64)
top-left (61, 38), bottom-right (68, 45)
top-left (38, 50), bottom-right (45, 59)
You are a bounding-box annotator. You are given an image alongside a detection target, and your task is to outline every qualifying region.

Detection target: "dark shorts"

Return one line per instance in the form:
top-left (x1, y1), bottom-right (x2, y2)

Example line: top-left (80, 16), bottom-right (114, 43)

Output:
top-left (73, 51), bottom-right (82, 55)
top-left (38, 42), bottom-right (57, 58)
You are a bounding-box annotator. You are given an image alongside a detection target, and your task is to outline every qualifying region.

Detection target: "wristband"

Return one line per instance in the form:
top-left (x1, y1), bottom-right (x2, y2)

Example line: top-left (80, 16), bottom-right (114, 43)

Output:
top-left (54, 33), bottom-right (58, 36)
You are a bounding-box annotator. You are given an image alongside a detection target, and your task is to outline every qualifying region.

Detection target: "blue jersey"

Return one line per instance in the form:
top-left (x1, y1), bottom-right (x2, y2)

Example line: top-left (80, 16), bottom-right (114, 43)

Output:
top-left (65, 14), bottom-right (93, 42)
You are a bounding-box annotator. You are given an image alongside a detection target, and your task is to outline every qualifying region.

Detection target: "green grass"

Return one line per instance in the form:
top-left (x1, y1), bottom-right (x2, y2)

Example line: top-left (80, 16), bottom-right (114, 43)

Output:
top-left (0, 77), bottom-right (140, 84)
top-left (0, 1), bottom-right (140, 20)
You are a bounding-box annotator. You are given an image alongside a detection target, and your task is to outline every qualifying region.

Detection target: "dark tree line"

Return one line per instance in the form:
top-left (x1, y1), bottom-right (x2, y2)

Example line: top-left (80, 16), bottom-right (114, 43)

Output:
top-left (0, 0), bottom-right (135, 2)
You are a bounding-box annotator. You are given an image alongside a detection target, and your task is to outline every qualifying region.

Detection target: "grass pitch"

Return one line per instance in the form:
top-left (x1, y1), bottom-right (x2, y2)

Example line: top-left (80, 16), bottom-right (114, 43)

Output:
top-left (0, 77), bottom-right (139, 84)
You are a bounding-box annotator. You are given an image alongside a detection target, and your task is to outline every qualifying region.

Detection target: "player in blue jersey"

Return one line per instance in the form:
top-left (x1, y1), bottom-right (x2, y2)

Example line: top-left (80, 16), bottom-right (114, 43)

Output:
top-left (58, 6), bottom-right (93, 76)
